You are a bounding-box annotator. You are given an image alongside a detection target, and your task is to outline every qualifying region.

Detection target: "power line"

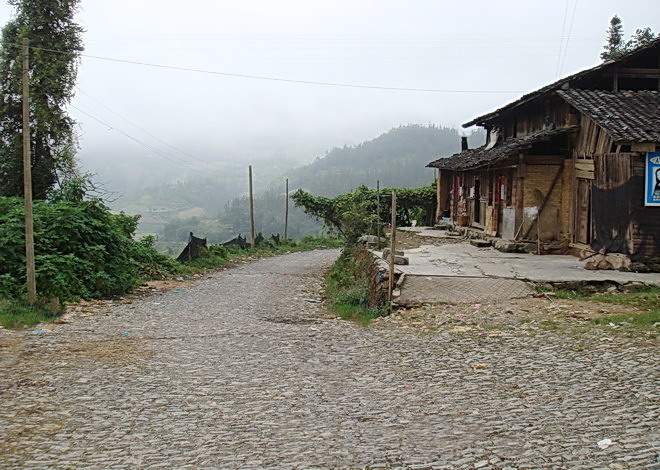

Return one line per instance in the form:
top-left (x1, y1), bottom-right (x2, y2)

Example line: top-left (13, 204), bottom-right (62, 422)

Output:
top-left (75, 86), bottom-right (212, 166)
top-left (555, 0), bottom-right (571, 78)
top-left (558, 0), bottom-right (580, 77)
top-left (70, 104), bottom-right (222, 175)
top-left (19, 44), bottom-right (524, 94)
top-left (79, 52), bottom-right (523, 93)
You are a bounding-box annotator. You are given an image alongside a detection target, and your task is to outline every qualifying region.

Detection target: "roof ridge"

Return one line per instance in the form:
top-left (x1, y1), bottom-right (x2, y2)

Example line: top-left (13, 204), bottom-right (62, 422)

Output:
top-left (462, 38), bottom-right (660, 129)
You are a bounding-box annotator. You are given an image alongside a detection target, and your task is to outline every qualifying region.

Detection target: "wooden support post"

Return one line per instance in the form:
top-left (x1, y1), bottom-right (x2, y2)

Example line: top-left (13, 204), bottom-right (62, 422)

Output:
top-left (376, 180), bottom-right (381, 250)
top-left (537, 209), bottom-right (541, 255)
top-left (388, 190), bottom-right (397, 302)
top-left (249, 165), bottom-right (255, 248)
top-left (514, 155), bottom-right (525, 240)
top-left (284, 178), bottom-right (289, 240)
top-left (22, 38), bottom-right (36, 303)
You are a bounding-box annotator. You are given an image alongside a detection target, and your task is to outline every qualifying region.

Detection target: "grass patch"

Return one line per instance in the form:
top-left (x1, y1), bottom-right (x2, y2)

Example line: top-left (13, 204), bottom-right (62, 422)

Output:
top-left (0, 300), bottom-right (59, 330)
top-left (539, 320), bottom-right (561, 330)
top-left (325, 245), bottom-right (386, 325)
top-left (588, 287), bottom-right (660, 312)
top-left (546, 285), bottom-right (659, 332)
top-left (591, 311), bottom-right (660, 328)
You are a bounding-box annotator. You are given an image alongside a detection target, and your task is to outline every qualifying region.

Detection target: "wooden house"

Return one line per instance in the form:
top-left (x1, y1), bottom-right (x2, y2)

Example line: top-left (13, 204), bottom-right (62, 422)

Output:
top-left (427, 39), bottom-right (660, 264)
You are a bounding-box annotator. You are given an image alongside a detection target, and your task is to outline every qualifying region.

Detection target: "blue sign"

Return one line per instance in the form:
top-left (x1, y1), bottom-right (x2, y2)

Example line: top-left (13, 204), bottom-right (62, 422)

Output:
top-left (646, 152), bottom-right (660, 206)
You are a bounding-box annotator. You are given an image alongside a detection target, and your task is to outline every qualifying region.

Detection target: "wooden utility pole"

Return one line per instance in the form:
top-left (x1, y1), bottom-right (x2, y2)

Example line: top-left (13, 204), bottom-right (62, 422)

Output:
top-left (22, 38), bottom-right (36, 303)
top-left (248, 165), bottom-right (255, 248)
top-left (284, 178), bottom-right (289, 240)
top-left (388, 190), bottom-right (397, 302)
top-left (376, 180), bottom-right (381, 250)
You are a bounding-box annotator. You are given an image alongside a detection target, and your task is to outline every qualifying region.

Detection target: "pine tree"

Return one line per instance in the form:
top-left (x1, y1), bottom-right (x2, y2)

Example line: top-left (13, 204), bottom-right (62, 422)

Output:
top-left (0, 0), bottom-right (84, 199)
top-left (600, 15), bottom-right (625, 61)
top-left (600, 16), bottom-right (655, 62)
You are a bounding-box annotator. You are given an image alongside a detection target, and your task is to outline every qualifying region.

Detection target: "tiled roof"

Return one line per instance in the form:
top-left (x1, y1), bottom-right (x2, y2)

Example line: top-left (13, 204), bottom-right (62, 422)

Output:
top-left (557, 89), bottom-right (660, 143)
top-left (427, 126), bottom-right (578, 170)
top-left (462, 37), bottom-right (660, 128)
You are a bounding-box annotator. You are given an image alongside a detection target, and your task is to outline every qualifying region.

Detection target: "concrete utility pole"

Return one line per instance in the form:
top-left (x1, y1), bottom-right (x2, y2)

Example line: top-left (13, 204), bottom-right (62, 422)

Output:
top-left (249, 165), bottom-right (255, 248)
top-left (22, 37), bottom-right (36, 303)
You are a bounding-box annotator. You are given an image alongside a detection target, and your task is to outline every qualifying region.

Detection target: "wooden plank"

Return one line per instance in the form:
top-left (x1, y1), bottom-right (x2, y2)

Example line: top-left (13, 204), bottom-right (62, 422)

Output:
top-left (575, 169), bottom-right (595, 180)
top-left (575, 160), bottom-right (595, 172)
top-left (576, 179), bottom-right (591, 244)
top-left (615, 67), bottom-right (660, 78)
top-left (631, 142), bottom-right (656, 152)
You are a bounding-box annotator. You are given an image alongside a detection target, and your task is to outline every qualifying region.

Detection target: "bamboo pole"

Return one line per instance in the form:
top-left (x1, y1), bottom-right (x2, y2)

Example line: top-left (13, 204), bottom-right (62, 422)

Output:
top-left (249, 165), bottom-right (255, 248)
top-left (388, 190), bottom-right (397, 302)
top-left (22, 38), bottom-right (36, 303)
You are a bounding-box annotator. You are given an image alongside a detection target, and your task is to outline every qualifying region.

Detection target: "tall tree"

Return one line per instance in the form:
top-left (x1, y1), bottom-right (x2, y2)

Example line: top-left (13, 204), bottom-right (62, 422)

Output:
top-left (0, 0), bottom-right (84, 199)
top-left (600, 16), bottom-right (655, 62)
top-left (600, 15), bottom-right (625, 61)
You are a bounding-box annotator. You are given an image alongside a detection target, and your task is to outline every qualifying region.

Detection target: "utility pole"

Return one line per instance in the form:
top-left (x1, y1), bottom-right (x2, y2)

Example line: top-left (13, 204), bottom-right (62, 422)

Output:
top-left (248, 165), bottom-right (255, 248)
top-left (376, 180), bottom-right (381, 250)
top-left (22, 38), bottom-right (36, 303)
top-left (284, 178), bottom-right (289, 240)
top-left (388, 190), bottom-right (397, 302)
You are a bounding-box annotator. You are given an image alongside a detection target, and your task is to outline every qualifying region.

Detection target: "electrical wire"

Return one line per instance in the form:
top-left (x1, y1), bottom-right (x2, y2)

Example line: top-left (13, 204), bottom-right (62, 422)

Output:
top-left (16, 43), bottom-right (524, 94)
top-left (70, 104), bottom-right (223, 175)
top-left (558, 0), bottom-right (580, 77)
top-left (75, 86), bottom-right (212, 165)
top-left (555, 0), bottom-right (571, 78)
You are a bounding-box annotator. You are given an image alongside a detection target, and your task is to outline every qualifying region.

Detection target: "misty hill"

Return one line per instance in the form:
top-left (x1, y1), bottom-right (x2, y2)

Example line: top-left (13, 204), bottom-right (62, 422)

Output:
top-left (132, 124), bottom-right (485, 249)
top-left (284, 124), bottom-right (484, 197)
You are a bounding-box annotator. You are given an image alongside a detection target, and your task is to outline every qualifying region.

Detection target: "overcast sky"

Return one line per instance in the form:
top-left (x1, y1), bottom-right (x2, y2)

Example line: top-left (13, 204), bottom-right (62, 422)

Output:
top-left (0, 0), bottom-right (658, 175)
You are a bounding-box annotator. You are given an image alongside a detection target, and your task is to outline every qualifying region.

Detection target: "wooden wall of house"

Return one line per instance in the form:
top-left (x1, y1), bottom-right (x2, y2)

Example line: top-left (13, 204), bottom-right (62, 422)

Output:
top-left (497, 96), bottom-right (571, 139)
top-left (591, 153), bottom-right (659, 260)
top-left (561, 159), bottom-right (574, 241)
top-left (575, 115), bottom-right (614, 157)
top-left (519, 157), bottom-right (567, 241)
top-left (435, 170), bottom-right (451, 220)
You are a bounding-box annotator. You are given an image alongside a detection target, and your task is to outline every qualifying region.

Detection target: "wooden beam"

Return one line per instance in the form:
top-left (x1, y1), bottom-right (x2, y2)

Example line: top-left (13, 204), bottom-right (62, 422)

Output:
top-left (610, 67), bottom-right (660, 79)
top-left (575, 169), bottom-right (595, 180)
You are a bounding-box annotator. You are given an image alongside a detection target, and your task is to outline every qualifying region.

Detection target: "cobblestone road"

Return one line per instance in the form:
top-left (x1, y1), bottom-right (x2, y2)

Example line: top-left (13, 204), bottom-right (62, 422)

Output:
top-left (1, 250), bottom-right (658, 469)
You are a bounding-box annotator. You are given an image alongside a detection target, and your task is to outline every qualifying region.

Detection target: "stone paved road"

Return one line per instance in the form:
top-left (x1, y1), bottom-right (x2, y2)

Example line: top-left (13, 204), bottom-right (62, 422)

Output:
top-left (1, 250), bottom-right (658, 469)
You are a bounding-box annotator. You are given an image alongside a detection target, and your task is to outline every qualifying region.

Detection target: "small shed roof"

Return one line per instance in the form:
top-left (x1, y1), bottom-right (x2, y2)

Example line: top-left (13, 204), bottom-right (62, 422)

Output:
top-left (557, 89), bottom-right (660, 143)
top-left (427, 126), bottom-right (577, 170)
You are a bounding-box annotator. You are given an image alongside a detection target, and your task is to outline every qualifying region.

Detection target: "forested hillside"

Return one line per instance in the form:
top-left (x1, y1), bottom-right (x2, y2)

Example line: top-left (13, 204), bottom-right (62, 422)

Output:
top-left (156, 124), bottom-right (484, 249)
top-left (284, 124), bottom-right (484, 197)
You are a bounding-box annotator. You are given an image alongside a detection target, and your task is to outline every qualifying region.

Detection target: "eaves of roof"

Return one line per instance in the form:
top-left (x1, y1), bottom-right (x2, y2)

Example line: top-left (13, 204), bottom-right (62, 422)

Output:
top-left (557, 89), bottom-right (660, 143)
top-left (426, 126), bottom-right (578, 171)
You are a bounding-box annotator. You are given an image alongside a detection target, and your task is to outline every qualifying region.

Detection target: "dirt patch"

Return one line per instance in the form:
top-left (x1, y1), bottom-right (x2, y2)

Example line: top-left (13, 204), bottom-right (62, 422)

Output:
top-left (395, 229), bottom-right (463, 250)
top-left (61, 338), bottom-right (154, 365)
top-left (373, 296), bottom-right (655, 335)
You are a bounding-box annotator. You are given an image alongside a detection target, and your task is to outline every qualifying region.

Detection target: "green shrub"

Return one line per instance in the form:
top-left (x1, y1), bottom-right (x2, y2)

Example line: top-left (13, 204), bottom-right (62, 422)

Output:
top-left (0, 196), bottom-right (182, 301)
top-left (325, 245), bottom-right (386, 324)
